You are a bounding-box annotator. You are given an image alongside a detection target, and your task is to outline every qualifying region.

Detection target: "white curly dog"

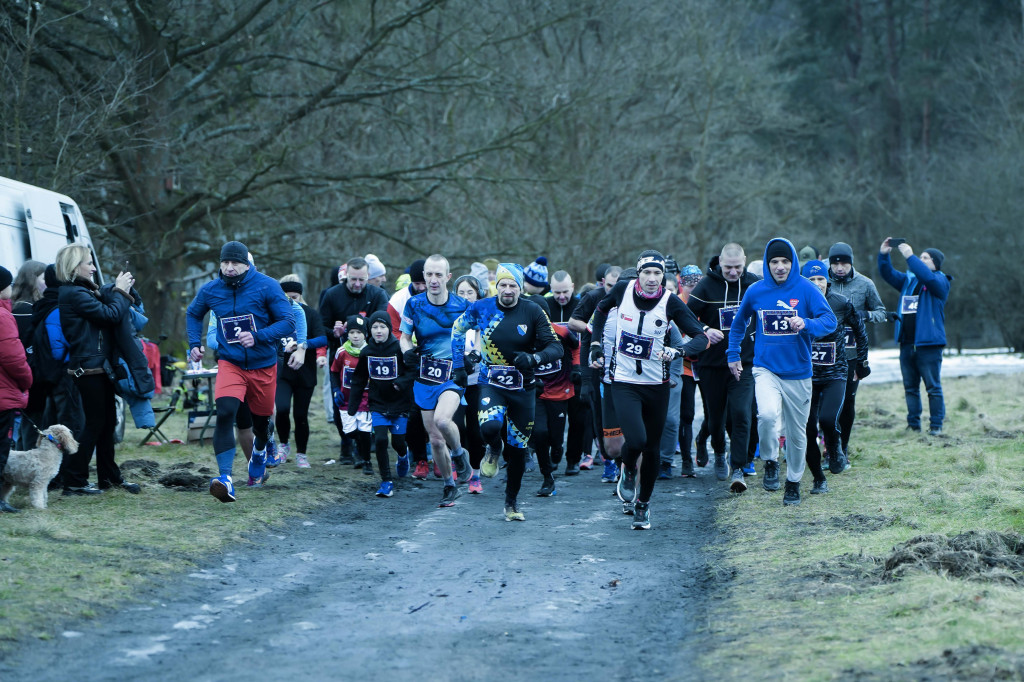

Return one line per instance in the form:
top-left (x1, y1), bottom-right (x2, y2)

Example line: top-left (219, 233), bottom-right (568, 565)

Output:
top-left (2, 425), bottom-right (78, 509)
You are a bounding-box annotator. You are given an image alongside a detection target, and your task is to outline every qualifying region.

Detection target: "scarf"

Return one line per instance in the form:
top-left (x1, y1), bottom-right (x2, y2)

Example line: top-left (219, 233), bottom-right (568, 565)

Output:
top-left (634, 279), bottom-right (663, 300)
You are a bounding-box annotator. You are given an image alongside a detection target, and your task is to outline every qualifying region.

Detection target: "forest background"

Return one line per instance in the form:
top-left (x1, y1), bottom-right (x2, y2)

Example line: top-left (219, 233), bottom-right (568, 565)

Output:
top-left (3, 0), bottom-right (1021, 349)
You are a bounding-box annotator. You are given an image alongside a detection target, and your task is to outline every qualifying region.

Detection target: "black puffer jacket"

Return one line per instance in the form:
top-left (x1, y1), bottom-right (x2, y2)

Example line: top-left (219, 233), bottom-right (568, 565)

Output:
top-left (347, 334), bottom-right (413, 417)
top-left (811, 288), bottom-right (869, 382)
top-left (58, 277), bottom-right (131, 374)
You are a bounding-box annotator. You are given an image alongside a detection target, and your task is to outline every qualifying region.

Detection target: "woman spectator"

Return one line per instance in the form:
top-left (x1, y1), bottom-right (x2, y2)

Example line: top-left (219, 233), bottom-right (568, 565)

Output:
top-left (56, 245), bottom-right (140, 496)
top-left (10, 260), bottom-right (47, 448)
top-left (0, 265), bottom-right (32, 512)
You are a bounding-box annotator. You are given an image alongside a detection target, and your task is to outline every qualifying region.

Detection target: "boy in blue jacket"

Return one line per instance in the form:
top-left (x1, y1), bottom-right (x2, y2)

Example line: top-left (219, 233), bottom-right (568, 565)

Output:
top-left (877, 238), bottom-right (951, 436)
top-left (727, 238), bottom-right (836, 506)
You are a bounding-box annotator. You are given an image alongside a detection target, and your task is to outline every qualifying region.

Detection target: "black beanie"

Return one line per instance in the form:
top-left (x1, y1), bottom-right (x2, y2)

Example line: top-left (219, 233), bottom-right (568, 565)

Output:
top-left (595, 262), bottom-right (611, 282)
top-left (765, 240), bottom-right (791, 263)
top-left (280, 281), bottom-right (303, 294)
top-left (0, 266), bottom-right (12, 292)
top-left (924, 248), bottom-right (945, 271)
top-left (367, 310), bottom-right (392, 334)
top-left (44, 264), bottom-right (60, 289)
top-left (220, 240), bottom-right (249, 263)
top-left (409, 259), bottom-right (426, 284)
top-left (636, 250), bottom-right (666, 272)
top-left (828, 242), bottom-right (854, 264)
top-left (346, 314), bottom-right (367, 333)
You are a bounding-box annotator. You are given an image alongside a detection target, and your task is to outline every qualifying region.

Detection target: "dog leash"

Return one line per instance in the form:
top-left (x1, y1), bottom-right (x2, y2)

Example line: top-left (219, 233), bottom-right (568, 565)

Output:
top-left (17, 412), bottom-right (63, 450)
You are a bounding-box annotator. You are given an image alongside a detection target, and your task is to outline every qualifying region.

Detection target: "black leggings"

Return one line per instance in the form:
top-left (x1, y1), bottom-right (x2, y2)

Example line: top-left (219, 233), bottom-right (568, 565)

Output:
top-left (531, 397), bottom-right (566, 477)
top-left (679, 374), bottom-right (697, 459)
top-left (214, 397), bottom-right (270, 455)
top-left (612, 382), bottom-right (670, 504)
top-left (478, 385), bottom-right (535, 504)
top-left (837, 364), bottom-right (859, 452)
top-left (460, 384), bottom-right (485, 469)
top-left (65, 375), bottom-right (121, 488)
top-left (565, 394), bottom-right (586, 466)
top-left (805, 379), bottom-right (846, 480)
top-left (275, 378), bottom-right (314, 453)
top-left (373, 423), bottom-right (407, 482)
top-left (405, 408), bottom-right (428, 462)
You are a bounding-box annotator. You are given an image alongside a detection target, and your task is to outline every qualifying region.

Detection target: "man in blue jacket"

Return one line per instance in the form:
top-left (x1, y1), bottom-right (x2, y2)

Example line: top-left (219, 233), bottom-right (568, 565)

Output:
top-left (878, 238), bottom-right (951, 436)
top-left (186, 241), bottom-right (295, 503)
top-left (727, 238), bottom-right (837, 506)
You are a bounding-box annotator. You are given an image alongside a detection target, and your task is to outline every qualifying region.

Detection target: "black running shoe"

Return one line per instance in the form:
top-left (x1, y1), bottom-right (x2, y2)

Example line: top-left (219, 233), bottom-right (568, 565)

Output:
top-left (564, 463), bottom-right (580, 476)
top-left (616, 463), bottom-right (637, 502)
top-left (762, 460), bottom-right (780, 491)
top-left (680, 455), bottom-right (696, 478)
top-left (729, 468), bottom-right (747, 493)
top-left (362, 460), bottom-right (374, 476)
top-left (632, 501), bottom-right (651, 529)
top-left (811, 478), bottom-right (829, 494)
top-left (783, 480), bottom-right (801, 506)
top-left (439, 484), bottom-right (461, 507)
top-left (537, 477), bottom-right (557, 497)
top-left (695, 438), bottom-right (709, 467)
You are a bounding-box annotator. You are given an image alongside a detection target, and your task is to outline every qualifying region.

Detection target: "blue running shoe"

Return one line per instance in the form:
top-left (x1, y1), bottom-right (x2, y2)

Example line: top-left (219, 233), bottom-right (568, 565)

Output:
top-left (209, 475), bottom-right (235, 503)
top-left (753, 444), bottom-right (760, 460)
top-left (248, 447), bottom-right (267, 486)
top-left (601, 460), bottom-right (619, 483)
top-left (376, 481), bottom-right (395, 497)
top-left (396, 454), bottom-right (410, 478)
top-left (265, 435), bottom-right (278, 467)
top-left (742, 461), bottom-right (756, 476)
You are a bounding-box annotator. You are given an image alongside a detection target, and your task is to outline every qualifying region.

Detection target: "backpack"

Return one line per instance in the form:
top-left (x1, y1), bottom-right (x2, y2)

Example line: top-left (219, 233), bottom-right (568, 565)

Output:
top-left (26, 314), bottom-right (66, 387)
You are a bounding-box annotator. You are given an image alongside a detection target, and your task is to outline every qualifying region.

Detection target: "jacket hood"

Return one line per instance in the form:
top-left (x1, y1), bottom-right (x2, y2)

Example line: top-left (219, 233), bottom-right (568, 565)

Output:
top-left (762, 238), bottom-right (800, 286)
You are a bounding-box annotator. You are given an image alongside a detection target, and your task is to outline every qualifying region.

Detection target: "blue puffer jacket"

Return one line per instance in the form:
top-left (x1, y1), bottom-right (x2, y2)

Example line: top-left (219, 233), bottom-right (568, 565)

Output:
top-left (877, 252), bottom-right (951, 347)
top-left (186, 268), bottom-right (295, 370)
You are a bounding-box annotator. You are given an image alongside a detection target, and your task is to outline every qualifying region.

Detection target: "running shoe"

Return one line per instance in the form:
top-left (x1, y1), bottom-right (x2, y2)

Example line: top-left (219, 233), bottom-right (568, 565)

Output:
top-left (601, 460), bottom-right (619, 483)
top-left (468, 476), bottom-right (483, 494)
top-left (763, 460), bottom-right (780, 491)
top-left (246, 475), bottom-right (262, 488)
top-left (742, 461), bottom-right (756, 476)
top-left (537, 477), bottom-right (557, 497)
top-left (811, 478), bottom-right (829, 494)
top-left (209, 475), bottom-right (235, 503)
top-left (504, 501), bottom-right (525, 521)
top-left (658, 462), bottom-right (673, 480)
top-left (265, 435), bottom-right (278, 468)
top-left (632, 501), bottom-right (651, 530)
top-left (396, 454), bottom-right (410, 478)
top-left (579, 454), bottom-right (595, 470)
top-left (432, 459), bottom-right (442, 478)
top-left (296, 453), bottom-right (310, 468)
top-left (730, 468), bottom-right (747, 493)
top-left (783, 480), bottom-right (801, 506)
top-left (695, 437), bottom-right (709, 467)
top-left (412, 460), bottom-right (429, 480)
top-left (279, 443), bottom-right (291, 465)
top-left (713, 453), bottom-right (729, 481)
top-left (452, 448), bottom-right (471, 483)
top-left (564, 462), bottom-right (580, 476)
top-left (439, 484), bottom-right (461, 507)
top-left (622, 500), bottom-right (634, 515)
top-left (248, 447), bottom-right (267, 484)
top-left (680, 456), bottom-right (696, 478)
top-left (616, 463), bottom-right (637, 502)
top-left (376, 481), bottom-right (395, 497)
top-left (362, 460), bottom-right (374, 476)
top-left (481, 445), bottom-right (500, 478)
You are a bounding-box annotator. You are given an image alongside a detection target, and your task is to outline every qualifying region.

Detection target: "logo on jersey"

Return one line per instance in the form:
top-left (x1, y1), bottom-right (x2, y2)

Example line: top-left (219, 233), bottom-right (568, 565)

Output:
top-left (789, 299), bottom-right (799, 308)
top-left (481, 397), bottom-right (491, 405)
top-left (517, 324), bottom-right (527, 335)
top-left (620, 314), bottom-right (633, 322)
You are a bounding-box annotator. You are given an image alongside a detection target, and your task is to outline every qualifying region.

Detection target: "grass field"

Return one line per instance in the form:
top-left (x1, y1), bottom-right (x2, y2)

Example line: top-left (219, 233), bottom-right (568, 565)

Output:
top-left (0, 399), bottom-right (362, 647)
top-left (700, 372), bottom-right (1024, 680)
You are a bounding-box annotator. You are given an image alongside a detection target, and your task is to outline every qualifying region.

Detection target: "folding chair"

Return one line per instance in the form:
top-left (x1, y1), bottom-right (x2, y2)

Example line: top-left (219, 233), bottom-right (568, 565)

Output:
top-left (140, 384), bottom-right (183, 445)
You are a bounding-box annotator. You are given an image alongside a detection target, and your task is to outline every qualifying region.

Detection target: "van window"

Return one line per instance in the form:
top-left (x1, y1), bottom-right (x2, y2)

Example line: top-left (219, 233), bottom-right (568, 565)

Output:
top-left (60, 203), bottom-right (80, 241)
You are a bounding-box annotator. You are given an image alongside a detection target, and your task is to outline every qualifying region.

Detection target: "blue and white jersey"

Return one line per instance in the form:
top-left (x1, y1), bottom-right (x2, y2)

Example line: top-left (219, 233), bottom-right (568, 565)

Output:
top-left (400, 292), bottom-right (470, 359)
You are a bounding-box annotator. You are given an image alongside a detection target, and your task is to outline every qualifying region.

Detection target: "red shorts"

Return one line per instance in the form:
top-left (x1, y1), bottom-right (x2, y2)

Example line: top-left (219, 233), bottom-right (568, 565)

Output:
top-left (215, 361), bottom-right (277, 416)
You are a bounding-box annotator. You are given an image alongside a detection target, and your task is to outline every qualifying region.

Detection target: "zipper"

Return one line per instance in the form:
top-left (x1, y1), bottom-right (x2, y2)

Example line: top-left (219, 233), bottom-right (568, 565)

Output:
top-left (635, 310), bottom-right (646, 375)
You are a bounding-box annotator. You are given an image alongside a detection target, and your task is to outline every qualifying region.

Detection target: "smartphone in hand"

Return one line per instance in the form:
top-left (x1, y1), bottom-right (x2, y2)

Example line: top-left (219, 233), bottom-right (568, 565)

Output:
top-left (889, 238), bottom-right (906, 248)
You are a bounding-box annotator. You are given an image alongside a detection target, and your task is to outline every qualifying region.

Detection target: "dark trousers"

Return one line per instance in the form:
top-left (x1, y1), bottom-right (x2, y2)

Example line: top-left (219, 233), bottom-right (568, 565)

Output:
top-left (700, 364), bottom-right (755, 469)
top-left (565, 394), bottom-right (586, 465)
top-left (65, 375), bottom-right (121, 489)
top-left (900, 344), bottom-right (945, 430)
top-left (531, 397), bottom-right (567, 477)
top-left (586, 374), bottom-right (607, 458)
top-left (373, 424), bottom-right (407, 482)
top-left (478, 385), bottom-right (536, 504)
top-left (613, 382), bottom-right (669, 504)
top-left (837, 363), bottom-right (859, 452)
top-left (460, 384), bottom-right (485, 469)
top-left (275, 379), bottom-right (315, 453)
top-left (0, 409), bottom-right (15, 477)
top-left (405, 408), bottom-right (428, 462)
top-left (805, 379), bottom-right (846, 480)
top-left (679, 374), bottom-right (697, 459)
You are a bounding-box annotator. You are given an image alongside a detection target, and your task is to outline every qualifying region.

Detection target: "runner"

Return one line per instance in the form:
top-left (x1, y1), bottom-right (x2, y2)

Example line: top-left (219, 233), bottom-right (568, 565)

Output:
top-left (331, 315), bottom-right (372, 474)
top-left (453, 275), bottom-right (486, 494)
top-left (590, 251), bottom-right (714, 529)
top-left (545, 270), bottom-right (589, 474)
top-left (451, 263), bottom-right (562, 521)
top-left (186, 241), bottom-right (295, 502)
top-left (399, 255), bottom-right (471, 507)
top-left (726, 239), bottom-right (837, 506)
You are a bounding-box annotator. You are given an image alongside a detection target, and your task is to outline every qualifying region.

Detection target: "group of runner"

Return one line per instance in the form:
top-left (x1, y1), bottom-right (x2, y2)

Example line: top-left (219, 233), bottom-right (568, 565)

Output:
top-left (185, 234), bottom-right (939, 529)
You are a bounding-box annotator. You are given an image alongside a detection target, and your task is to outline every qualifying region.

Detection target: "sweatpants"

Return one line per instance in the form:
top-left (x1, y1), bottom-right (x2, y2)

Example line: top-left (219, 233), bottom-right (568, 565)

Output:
top-left (753, 367), bottom-right (812, 483)
top-left (805, 379), bottom-right (846, 481)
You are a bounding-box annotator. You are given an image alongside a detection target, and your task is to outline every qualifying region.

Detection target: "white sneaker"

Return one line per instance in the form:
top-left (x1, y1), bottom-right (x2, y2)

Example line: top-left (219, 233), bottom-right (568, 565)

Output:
top-left (296, 453), bottom-right (310, 468)
top-left (280, 443), bottom-right (291, 464)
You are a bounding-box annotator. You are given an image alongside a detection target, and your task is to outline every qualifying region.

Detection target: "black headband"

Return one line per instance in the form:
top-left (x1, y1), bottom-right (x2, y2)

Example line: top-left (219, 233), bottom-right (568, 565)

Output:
top-left (280, 281), bottom-right (303, 294)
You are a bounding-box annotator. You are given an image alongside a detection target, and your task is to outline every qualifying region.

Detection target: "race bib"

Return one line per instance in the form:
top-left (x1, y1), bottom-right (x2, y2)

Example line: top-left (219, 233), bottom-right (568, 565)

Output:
top-left (220, 314), bottom-right (257, 344)
top-left (844, 326), bottom-right (856, 349)
top-left (419, 355), bottom-right (452, 383)
top-left (760, 310), bottom-right (798, 336)
top-left (719, 306), bottom-right (739, 330)
top-left (488, 365), bottom-right (524, 390)
top-left (811, 341), bottom-right (836, 366)
top-left (341, 365), bottom-right (355, 389)
top-left (368, 356), bottom-right (398, 381)
top-left (617, 330), bottom-right (654, 359)
top-left (900, 295), bottom-right (919, 315)
top-left (535, 358), bottom-right (563, 376)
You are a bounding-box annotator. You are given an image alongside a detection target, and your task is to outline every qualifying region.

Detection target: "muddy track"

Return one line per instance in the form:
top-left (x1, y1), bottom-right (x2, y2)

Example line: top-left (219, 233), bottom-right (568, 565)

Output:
top-left (2, 463), bottom-right (722, 682)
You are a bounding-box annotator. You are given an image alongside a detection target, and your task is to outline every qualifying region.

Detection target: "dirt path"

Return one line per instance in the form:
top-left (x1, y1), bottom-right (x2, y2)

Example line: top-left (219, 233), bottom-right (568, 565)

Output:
top-left (2, 462), bottom-right (721, 681)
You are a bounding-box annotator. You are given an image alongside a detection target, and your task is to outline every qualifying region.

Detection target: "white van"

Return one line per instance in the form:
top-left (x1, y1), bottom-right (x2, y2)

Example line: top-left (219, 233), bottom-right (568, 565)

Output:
top-left (0, 175), bottom-right (105, 282)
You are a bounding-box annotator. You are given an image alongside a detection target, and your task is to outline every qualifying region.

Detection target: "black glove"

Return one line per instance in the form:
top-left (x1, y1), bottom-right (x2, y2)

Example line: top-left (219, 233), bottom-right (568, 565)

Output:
top-left (466, 350), bottom-right (482, 365)
top-left (857, 362), bottom-right (871, 379)
top-left (570, 368), bottom-right (582, 386)
top-left (347, 403), bottom-right (358, 417)
top-left (453, 368), bottom-right (468, 388)
top-left (589, 344), bottom-right (604, 365)
top-left (887, 311), bottom-right (900, 323)
top-left (858, 310), bottom-right (870, 321)
top-left (513, 352), bottom-right (539, 372)
top-left (579, 381), bottom-right (592, 402)
top-left (403, 348), bottom-right (420, 369)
